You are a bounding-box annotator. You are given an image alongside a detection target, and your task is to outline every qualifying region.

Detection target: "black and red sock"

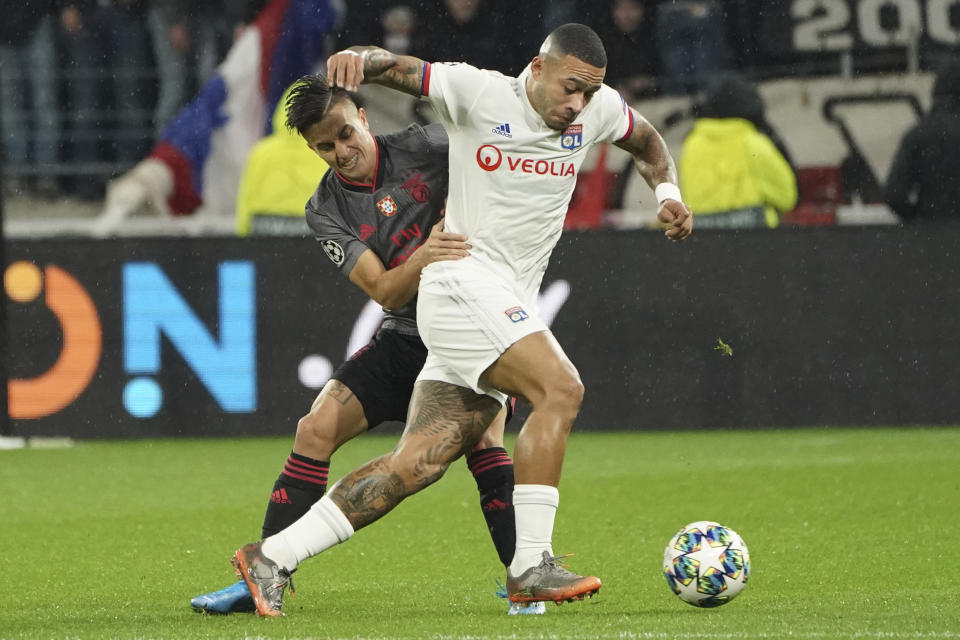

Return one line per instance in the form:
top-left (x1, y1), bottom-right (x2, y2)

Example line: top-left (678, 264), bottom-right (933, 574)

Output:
top-left (467, 447), bottom-right (516, 567)
top-left (260, 452), bottom-right (329, 539)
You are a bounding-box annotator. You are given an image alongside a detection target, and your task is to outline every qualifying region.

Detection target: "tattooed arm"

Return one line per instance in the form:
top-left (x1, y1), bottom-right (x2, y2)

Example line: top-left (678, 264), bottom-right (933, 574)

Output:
top-left (326, 46), bottom-right (427, 97)
top-left (614, 106), bottom-right (693, 242)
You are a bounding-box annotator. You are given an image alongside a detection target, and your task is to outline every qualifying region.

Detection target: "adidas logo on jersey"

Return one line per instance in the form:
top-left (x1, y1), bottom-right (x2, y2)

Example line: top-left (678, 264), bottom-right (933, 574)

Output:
top-left (491, 123), bottom-right (512, 138)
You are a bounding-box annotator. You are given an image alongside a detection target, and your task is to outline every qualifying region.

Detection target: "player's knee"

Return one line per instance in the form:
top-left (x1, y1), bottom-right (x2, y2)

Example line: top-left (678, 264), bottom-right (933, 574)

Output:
top-left (413, 460), bottom-right (450, 490)
top-left (294, 411), bottom-right (338, 458)
top-left (543, 374), bottom-right (584, 416)
top-left (389, 448), bottom-right (452, 493)
top-left (473, 430), bottom-right (504, 451)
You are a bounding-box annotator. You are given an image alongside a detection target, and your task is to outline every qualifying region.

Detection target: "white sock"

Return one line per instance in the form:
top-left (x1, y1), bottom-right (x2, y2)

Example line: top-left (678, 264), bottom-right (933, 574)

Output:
top-left (508, 484), bottom-right (559, 576)
top-left (261, 494), bottom-right (354, 572)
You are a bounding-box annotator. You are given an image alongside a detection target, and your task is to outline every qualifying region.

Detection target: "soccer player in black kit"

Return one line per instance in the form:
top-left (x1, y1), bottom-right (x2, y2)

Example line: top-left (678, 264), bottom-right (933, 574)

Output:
top-left (190, 75), bottom-right (543, 615)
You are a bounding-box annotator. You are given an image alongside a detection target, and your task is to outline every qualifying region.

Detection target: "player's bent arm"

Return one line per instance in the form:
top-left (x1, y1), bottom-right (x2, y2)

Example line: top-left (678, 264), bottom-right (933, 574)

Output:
top-left (327, 46), bottom-right (427, 97)
top-left (613, 109), bottom-right (678, 191)
top-left (614, 108), bottom-right (692, 241)
top-left (347, 249), bottom-right (420, 311)
top-left (347, 221), bottom-right (470, 309)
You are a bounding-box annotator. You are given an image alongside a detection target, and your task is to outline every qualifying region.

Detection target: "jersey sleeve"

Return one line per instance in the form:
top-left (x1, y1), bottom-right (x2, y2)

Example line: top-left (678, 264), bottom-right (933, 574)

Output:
top-left (420, 121), bottom-right (449, 154)
top-left (421, 62), bottom-right (489, 129)
top-left (305, 198), bottom-right (368, 278)
top-left (592, 84), bottom-right (635, 144)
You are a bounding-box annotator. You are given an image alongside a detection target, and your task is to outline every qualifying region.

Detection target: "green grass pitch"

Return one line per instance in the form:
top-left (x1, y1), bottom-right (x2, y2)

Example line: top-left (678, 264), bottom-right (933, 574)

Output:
top-left (2, 427), bottom-right (959, 639)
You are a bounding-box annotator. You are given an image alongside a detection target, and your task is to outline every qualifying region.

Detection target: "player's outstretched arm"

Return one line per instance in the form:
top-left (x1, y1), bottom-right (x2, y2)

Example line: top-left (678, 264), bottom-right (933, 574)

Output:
top-left (348, 218), bottom-right (470, 310)
top-left (614, 108), bottom-right (693, 242)
top-left (327, 46), bottom-right (427, 97)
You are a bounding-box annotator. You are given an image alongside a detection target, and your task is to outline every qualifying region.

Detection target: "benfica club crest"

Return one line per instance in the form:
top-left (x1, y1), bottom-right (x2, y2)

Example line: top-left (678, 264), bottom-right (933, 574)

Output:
top-left (376, 195), bottom-right (398, 217)
top-left (561, 124), bottom-right (583, 150)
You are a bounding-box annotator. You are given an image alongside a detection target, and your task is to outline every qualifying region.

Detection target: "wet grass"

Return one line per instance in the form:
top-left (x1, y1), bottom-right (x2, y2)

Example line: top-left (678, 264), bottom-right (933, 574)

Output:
top-left (2, 427), bottom-right (958, 639)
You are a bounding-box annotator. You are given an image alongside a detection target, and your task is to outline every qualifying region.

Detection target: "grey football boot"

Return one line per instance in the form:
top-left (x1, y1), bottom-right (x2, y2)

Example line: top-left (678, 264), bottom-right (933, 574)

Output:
top-left (506, 551), bottom-right (602, 604)
top-left (231, 542), bottom-right (294, 617)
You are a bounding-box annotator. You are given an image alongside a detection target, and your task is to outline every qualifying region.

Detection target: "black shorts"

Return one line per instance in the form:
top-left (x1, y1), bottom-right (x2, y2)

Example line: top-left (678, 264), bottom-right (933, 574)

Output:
top-left (331, 329), bottom-right (427, 429)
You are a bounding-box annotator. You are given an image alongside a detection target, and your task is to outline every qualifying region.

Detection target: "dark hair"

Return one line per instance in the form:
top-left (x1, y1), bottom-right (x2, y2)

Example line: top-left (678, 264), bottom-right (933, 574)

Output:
top-left (696, 72), bottom-right (796, 170)
top-left (698, 73), bottom-right (765, 122)
top-left (284, 74), bottom-right (356, 135)
top-left (546, 23), bottom-right (607, 68)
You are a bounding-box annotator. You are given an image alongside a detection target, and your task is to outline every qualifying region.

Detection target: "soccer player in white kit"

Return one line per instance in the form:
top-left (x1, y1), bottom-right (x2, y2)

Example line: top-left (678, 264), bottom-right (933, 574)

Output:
top-left (232, 23), bottom-right (693, 617)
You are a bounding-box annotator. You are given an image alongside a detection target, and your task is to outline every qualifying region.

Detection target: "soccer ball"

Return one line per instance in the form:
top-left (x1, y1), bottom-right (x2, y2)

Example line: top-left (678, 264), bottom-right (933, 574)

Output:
top-left (662, 521), bottom-right (750, 608)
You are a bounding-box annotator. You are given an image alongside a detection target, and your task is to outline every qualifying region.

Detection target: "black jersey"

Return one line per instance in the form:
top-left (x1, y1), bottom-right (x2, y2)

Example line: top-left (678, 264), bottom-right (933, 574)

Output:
top-left (306, 122), bottom-right (449, 335)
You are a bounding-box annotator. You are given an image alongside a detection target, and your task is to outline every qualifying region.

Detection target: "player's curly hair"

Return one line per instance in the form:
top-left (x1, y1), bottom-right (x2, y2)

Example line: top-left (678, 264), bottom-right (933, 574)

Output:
top-left (284, 73), bottom-right (357, 136)
top-left (544, 23), bottom-right (607, 68)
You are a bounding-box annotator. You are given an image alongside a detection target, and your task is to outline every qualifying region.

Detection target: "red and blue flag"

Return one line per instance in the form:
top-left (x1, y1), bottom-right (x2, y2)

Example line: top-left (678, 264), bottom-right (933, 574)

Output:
top-left (149, 0), bottom-right (342, 216)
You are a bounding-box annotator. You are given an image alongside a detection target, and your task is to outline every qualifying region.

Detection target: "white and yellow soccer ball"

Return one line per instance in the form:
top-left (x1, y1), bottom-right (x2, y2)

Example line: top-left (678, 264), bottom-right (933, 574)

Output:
top-left (662, 521), bottom-right (750, 607)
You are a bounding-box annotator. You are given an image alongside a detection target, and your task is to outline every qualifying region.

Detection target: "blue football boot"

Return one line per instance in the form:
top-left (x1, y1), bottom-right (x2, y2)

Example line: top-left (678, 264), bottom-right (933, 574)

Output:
top-left (190, 580), bottom-right (256, 614)
top-left (495, 582), bottom-right (546, 615)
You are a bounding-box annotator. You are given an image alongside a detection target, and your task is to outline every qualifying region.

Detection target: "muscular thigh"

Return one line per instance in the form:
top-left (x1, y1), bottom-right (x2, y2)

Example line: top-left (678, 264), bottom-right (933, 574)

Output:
top-left (480, 330), bottom-right (580, 404)
top-left (416, 269), bottom-right (547, 402)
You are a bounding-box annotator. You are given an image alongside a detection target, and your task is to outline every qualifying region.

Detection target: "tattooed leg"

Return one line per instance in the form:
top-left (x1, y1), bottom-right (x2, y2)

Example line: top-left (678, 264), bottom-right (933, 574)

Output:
top-left (330, 381), bottom-right (501, 530)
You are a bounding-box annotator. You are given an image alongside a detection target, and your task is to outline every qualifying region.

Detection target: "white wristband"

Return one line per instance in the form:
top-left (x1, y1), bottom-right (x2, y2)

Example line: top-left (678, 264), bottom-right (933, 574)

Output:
top-left (655, 182), bottom-right (683, 204)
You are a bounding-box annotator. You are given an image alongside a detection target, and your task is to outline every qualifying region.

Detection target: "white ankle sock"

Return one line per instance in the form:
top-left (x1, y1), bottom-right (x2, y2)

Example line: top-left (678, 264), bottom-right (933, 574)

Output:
top-left (261, 494), bottom-right (354, 572)
top-left (508, 484), bottom-right (559, 576)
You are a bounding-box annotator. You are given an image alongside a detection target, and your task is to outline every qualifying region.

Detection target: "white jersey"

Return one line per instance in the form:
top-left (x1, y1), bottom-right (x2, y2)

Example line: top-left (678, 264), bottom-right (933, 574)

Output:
top-left (421, 61), bottom-right (635, 302)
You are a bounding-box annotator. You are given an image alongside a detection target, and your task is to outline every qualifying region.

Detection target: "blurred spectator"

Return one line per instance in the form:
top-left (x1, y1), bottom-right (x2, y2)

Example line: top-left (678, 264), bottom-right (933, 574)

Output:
top-left (504, 0), bottom-right (550, 69)
top-left (147, 0), bottom-right (193, 138)
top-left (0, 2), bottom-right (61, 198)
top-left (544, 0), bottom-right (603, 34)
top-left (235, 86), bottom-right (329, 237)
top-left (335, 0), bottom-right (541, 75)
top-left (59, 0), bottom-right (152, 198)
top-left (382, 5), bottom-right (414, 55)
top-left (653, 0), bottom-right (734, 95)
top-left (885, 59), bottom-right (960, 223)
top-left (679, 74), bottom-right (797, 229)
top-left (227, 1), bottom-right (270, 41)
top-left (148, 1), bottom-right (264, 138)
top-left (148, 2), bottom-right (213, 137)
top-left (695, 71), bottom-right (796, 171)
top-left (335, 0), bottom-right (395, 49)
top-left (411, 0), bottom-right (511, 74)
top-left (592, 0), bottom-right (657, 102)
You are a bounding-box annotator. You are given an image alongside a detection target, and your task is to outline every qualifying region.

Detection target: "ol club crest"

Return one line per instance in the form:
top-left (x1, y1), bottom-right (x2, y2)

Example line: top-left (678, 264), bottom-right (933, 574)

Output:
top-left (560, 124), bottom-right (582, 150)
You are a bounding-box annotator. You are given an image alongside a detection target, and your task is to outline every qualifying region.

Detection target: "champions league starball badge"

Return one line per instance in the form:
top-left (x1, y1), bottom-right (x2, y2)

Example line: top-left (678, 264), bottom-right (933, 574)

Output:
top-left (321, 239), bottom-right (345, 266)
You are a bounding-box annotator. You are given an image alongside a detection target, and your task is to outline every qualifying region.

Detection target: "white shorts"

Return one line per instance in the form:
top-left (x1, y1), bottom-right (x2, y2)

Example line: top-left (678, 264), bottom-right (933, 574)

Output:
top-left (415, 261), bottom-right (547, 403)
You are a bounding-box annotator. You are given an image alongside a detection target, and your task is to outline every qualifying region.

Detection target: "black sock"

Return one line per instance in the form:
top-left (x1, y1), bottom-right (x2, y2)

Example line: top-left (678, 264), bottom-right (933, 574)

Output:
top-left (260, 452), bottom-right (329, 539)
top-left (467, 447), bottom-right (516, 567)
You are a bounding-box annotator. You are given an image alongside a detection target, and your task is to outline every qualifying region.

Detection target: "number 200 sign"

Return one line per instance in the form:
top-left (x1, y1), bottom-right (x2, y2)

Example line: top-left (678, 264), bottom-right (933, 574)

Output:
top-left (792, 0), bottom-right (960, 50)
